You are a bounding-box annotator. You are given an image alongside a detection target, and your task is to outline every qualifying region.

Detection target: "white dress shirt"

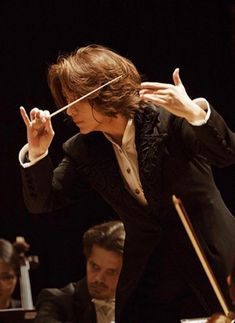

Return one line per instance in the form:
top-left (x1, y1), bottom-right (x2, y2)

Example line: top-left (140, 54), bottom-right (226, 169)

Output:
top-left (92, 298), bottom-right (115, 323)
top-left (104, 119), bottom-right (148, 206)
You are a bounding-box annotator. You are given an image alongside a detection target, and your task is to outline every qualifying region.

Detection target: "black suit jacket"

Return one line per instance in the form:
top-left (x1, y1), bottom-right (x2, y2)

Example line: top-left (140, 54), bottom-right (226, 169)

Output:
top-left (34, 278), bottom-right (96, 323)
top-left (21, 104), bottom-right (235, 322)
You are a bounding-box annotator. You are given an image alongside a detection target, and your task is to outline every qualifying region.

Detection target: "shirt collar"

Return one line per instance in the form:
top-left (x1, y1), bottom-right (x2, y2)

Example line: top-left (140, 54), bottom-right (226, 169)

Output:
top-left (103, 118), bottom-right (135, 147)
top-left (91, 298), bottom-right (115, 310)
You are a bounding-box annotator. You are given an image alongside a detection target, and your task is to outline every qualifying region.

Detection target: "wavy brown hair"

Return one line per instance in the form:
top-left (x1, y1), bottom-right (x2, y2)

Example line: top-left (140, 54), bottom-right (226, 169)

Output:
top-left (47, 44), bottom-right (142, 118)
top-left (83, 221), bottom-right (125, 259)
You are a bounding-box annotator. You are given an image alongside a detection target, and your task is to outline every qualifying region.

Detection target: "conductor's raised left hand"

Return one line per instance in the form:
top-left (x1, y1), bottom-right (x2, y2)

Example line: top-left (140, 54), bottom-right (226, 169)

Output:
top-left (139, 68), bottom-right (207, 124)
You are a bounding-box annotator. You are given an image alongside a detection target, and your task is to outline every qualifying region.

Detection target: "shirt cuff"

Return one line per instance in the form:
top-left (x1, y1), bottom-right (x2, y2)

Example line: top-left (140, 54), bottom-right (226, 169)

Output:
top-left (189, 98), bottom-right (211, 126)
top-left (19, 144), bottom-right (48, 168)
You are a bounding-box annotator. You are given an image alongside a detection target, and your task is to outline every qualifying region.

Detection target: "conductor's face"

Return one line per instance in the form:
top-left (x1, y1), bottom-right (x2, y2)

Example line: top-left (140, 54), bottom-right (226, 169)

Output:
top-left (86, 244), bottom-right (123, 301)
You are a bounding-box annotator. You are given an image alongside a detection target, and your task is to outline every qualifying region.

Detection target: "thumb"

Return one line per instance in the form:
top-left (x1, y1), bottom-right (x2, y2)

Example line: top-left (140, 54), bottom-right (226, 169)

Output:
top-left (172, 68), bottom-right (182, 86)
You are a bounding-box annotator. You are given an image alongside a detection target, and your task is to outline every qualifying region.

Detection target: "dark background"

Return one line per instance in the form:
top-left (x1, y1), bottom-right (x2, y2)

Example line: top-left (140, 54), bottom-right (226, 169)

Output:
top-left (0, 0), bottom-right (235, 302)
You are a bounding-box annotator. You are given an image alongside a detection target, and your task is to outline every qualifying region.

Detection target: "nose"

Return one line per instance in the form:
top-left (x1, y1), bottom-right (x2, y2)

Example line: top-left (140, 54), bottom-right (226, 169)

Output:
top-left (95, 271), bottom-right (106, 283)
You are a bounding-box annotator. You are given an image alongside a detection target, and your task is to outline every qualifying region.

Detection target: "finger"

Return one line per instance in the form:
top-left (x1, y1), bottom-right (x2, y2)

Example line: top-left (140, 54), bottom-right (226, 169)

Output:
top-left (139, 89), bottom-right (154, 96)
top-left (139, 88), bottom-right (170, 96)
top-left (37, 110), bottom-right (48, 122)
top-left (172, 68), bottom-right (182, 86)
top-left (19, 106), bottom-right (31, 127)
top-left (140, 82), bottom-right (171, 90)
top-left (44, 110), bottom-right (50, 118)
top-left (30, 110), bottom-right (47, 130)
top-left (44, 118), bottom-right (55, 137)
top-left (139, 93), bottom-right (167, 105)
top-left (31, 110), bottom-right (53, 134)
top-left (43, 110), bottom-right (53, 132)
top-left (30, 107), bottom-right (43, 120)
top-left (31, 118), bottom-right (45, 131)
top-left (31, 109), bottom-right (49, 123)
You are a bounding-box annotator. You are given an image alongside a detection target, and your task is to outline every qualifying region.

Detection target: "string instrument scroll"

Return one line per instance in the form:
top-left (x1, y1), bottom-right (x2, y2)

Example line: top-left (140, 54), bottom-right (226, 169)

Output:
top-left (13, 236), bottom-right (39, 310)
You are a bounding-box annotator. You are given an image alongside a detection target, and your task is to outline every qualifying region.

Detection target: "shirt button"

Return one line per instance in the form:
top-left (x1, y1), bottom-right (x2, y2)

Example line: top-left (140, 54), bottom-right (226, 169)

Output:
top-left (135, 189), bottom-right (140, 195)
top-left (126, 168), bottom-right (131, 174)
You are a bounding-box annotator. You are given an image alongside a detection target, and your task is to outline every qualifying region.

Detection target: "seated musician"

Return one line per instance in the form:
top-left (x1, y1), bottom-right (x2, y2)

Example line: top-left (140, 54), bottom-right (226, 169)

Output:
top-left (34, 220), bottom-right (125, 323)
top-left (0, 239), bottom-right (21, 309)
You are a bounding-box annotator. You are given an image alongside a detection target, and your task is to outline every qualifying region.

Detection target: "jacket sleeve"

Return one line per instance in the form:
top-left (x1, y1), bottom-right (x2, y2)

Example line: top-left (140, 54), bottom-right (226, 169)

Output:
top-left (20, 138), bottom-right (92, 214)
top-left (34, 283), bottom-right (76, 323)
top-left (174, 105), bottom-right (235, 167)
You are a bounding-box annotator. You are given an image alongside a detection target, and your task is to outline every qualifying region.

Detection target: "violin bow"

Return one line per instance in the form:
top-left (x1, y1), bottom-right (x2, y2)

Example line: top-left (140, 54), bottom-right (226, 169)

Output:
top-left (172, 195), bottom-right (230, 316)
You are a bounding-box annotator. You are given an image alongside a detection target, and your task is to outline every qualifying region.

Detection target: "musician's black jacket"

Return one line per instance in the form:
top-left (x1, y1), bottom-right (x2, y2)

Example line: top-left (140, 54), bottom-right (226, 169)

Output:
top-left (34, 278), bottom-right (96, 323)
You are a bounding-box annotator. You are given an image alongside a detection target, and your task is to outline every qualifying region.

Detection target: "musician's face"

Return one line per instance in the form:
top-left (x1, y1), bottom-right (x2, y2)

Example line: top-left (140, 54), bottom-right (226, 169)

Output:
top-left (0, 261), bottom-right (17, 306)
top-left (66, 100), bottom-right (109, 134)
top-left (86, 245), bottom-right (122, 301)
top-left (63, 85), bottom-right (115, 134)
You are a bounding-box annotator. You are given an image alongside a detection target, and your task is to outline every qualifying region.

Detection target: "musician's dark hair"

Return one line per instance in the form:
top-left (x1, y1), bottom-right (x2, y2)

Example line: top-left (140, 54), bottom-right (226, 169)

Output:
top-left (47, 44), bottom-right (144, 118)
top-left (83, 221), bottom-right (125, 259)
top-left (0, 239), bottom-right (19, 274)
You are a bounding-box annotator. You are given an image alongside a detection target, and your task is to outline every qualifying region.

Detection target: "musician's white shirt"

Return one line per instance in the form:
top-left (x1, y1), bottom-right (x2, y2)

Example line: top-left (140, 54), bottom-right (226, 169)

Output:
top-left (92, 298), bottom-right (115, 323)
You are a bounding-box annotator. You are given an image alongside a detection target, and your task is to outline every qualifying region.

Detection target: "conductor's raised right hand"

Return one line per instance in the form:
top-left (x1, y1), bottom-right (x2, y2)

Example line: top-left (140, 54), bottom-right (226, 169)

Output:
top-left (20, 106), bottom-right (55, 161)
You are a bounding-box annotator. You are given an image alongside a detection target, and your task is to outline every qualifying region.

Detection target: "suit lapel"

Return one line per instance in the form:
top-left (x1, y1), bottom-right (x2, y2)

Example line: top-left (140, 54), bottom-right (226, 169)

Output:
top-left (86, 133), bottom-right (140, 209)
top-left (84, 106), bottom-right (168, 215)
top-left (74, 279), bottom-right (97, 323)
top-left (134, 106), bottom-right (168, 210)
